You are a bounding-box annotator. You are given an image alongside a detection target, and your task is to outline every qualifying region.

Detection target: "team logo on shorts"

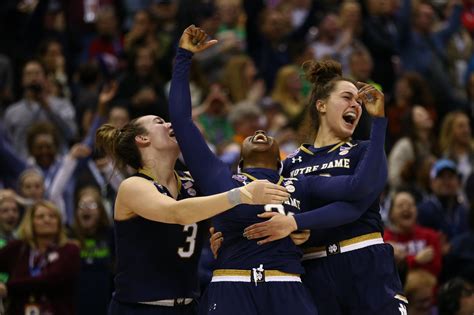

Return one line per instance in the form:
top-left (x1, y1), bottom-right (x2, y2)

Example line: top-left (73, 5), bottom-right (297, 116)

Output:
top-left (326, 243), bottom-right (341, 255)
top-left (398, 303), bottom-right (407, 315)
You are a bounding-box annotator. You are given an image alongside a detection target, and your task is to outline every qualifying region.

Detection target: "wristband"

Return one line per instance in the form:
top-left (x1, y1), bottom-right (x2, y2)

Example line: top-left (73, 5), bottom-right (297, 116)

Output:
top-left (227, 188), bottom-right (241, 206)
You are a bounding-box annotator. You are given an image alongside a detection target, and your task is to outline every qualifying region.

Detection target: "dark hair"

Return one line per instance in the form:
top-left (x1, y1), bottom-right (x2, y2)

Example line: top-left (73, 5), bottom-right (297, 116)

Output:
top-left (438, 278), bottom-right (470, 315)
top-left (26, 122), bottom-right (60, 154)
top-left (95, 118), bottom-right (147, 170)
top-left (300, 59), bottom-right (354, 142)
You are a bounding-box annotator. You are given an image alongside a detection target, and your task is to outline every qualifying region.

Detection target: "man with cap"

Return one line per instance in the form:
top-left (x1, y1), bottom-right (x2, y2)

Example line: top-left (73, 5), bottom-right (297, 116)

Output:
top-left (417, 159), bottom-right (470, 254)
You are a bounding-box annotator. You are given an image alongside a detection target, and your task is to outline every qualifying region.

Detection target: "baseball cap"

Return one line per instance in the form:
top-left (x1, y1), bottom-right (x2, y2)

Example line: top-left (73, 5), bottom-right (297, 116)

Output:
top-left (430, 159), bottom-right (458, 180)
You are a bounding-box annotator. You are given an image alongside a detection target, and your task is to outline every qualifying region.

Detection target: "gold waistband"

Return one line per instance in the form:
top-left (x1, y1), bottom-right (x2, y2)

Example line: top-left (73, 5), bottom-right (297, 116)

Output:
top-left (213, 269), bottom-right (299, 277)
top-left (304, 232), bottom-right (383, 254)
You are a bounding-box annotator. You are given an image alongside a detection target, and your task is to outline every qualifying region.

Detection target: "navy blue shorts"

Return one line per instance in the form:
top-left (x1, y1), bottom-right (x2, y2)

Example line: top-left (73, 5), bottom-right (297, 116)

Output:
top-left (302, 243), bottom-right (406, 315)
top-left (108, 297), bottom-right (197, 315)
top-left (199, 281), bottom-right (317, 315)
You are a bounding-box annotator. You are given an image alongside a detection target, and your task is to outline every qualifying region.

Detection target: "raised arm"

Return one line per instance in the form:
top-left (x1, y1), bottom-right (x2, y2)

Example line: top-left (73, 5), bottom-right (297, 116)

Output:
top-left (116, 177), bottom-right (290, 225)
top-left (169, 26), bottom-right (233, 194)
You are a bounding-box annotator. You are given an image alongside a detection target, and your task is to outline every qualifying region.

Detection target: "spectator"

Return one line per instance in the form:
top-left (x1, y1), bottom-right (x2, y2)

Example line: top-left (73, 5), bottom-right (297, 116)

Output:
top-left (388, 105), bottom-right (437, 197)
top-left (404, 269), bottom-right (438, 315)
top-left (438, 278), bottom-right (474, 315)
top-left (270, 64), bottom-right (305, 121)
top-left (439, 111), bottom-right (474, 185)
top-left (221, 54), bottom-right (264, 104)
top-left (387, 72), bottom-right (436, 145)
top-left (0, 190), bottom-right (20, 246)
top-left (0, 200), bottom-right (80, 315)
top-left (3, 60), bottom-right (77, 159)
top-left (384, 190), bottom-right (442, 277)
top-left (417, 159), bottom-right (470, 254)
top-left (116, 45), bottom-right (168, 119)
top-left (18, 169), bottom-right (45, 204)
top-left (38, 39), bottom-right (70, 100)
top-left (398, 0), bottom-right (465, 115)
top-left (70, 186), bottom-right (114, 315)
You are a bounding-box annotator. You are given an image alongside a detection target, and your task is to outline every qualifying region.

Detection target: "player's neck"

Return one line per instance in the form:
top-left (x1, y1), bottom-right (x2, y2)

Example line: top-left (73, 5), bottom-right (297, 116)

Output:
top-left (313, 128), bottom-right (345, 148)
top-left (141, 156), bottom-right (176, 187)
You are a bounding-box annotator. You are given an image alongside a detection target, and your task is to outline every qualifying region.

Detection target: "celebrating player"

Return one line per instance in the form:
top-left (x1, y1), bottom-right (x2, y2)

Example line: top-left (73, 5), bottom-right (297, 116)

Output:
top-left (95, 113), bottom-right (289, 314)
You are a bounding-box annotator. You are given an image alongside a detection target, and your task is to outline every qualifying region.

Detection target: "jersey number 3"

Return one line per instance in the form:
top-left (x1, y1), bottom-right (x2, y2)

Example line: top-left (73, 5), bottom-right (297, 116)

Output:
top-left (264, 204), bottom-right (294, 216)
top-left (178, 223), bottom-right (197, 258)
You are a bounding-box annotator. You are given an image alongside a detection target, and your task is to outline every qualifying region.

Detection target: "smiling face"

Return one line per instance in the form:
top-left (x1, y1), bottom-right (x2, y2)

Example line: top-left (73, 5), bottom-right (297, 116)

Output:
top-left (318, 80), bottom-right (362, 140)
top-left (390, 191), bottom-right (417, 232)
top-left (0, 199), bottom-right (20, 235)
top-left (135, 115), bottom-right (179, 152)
top-left (33, 205), bottom-right (59, 238)
top-left (20, 172), bottom-right (45, 200)
top-left (241, 130), bottom-right (280, 170)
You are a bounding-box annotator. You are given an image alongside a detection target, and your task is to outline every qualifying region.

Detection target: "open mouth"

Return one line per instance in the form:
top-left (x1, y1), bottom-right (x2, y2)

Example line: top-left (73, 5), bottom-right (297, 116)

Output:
top-left (342, 112), bottom-right (357, 125)
top-left (169, 129), bottom-right (175, 137)
top-left (253, 133), bottom-right (268, 143)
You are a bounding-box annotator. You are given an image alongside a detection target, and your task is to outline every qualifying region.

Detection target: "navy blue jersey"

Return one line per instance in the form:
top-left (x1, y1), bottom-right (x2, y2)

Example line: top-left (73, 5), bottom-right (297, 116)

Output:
top-left (282, 118), bottom-right (387, 247)
top-left (169, 48), bottom-right (308, 275)
top-left (113, 171), bottom-right (207, 303)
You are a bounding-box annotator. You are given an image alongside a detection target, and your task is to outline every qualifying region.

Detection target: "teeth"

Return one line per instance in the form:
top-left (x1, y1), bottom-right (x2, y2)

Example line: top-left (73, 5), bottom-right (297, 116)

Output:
top-left (344, 112), bottom-right (356, 119)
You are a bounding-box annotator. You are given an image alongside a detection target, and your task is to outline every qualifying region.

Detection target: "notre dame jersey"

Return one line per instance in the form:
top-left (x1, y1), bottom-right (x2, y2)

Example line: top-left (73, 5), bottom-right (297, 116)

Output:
top-left (113, 171), bottom-right (207, 303)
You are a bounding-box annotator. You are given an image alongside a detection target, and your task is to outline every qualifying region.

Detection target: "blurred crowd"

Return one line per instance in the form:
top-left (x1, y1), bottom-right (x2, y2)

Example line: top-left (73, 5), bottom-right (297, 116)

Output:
top-left (0, 0), bottom-right (474, 314)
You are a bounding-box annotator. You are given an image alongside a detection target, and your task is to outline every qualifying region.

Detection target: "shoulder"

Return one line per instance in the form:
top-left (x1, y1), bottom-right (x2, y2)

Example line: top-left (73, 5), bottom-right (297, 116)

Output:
top-left (415, 225), bottom-right (440, 238)
top-left (4, 101), bottom-right (24, 116)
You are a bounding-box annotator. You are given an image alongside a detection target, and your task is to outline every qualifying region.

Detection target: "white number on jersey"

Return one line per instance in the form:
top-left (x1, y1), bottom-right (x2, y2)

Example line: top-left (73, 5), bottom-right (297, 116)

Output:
top-left (178, 223), bottom-right (197, 258)
top-left (264, 204), bottom-right (294, 216)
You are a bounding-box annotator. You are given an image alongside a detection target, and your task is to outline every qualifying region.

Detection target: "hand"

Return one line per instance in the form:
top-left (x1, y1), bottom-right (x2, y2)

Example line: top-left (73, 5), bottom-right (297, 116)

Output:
top-left (289, 229), bottom-right (310, 245)
top-left (179, 25), bottom-right (218, 53)
top-left (243, 212), bottom-right (297, 245)
top-left (98, 81), bottom-right (118, 116)
top-left (239, 180), bottom-right (290, 205)
top-left (356, 82), bottom-right (384, 117)
top-left (415, 246), bottom-right (434, 264)
top-left (0, 282), bottom-right (7, 298)
top-left (69, 143), bottom-right (92, 159)
top-left (389, 243), bottom-right (407, 263)
top-left (209, 227), bottom-right (223, 259)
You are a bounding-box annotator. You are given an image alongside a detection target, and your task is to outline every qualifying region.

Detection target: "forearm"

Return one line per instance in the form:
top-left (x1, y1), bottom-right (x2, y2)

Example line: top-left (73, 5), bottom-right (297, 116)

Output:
top-left (44, 108), bottom-right (77, 141)
top-left (305, 118), bottom-right (387, 201)
top-left (167, 189), bottom-right (240, 225)
top-left (82, 114), bottom-right (106, 149)
top-left (169, 48), bottom-right (232, 194)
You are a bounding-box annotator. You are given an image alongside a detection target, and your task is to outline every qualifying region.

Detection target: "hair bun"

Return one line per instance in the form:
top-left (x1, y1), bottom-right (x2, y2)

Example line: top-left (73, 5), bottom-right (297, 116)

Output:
top-left (303, 59), bottom-right (342, 85)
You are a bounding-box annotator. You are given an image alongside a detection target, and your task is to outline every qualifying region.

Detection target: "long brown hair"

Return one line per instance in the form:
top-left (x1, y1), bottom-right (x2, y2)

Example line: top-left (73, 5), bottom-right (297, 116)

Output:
top-left (299, 59), bottom-right (354, 142)
top-left (96, 118), bottom-right (147, 170)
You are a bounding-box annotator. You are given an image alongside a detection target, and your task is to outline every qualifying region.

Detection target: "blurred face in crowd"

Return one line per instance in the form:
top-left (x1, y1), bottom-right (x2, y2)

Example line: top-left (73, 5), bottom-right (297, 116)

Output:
top-left (135, 46), bottom-right (155, 77)
top-left (412, 106), bottom-right (433, 131)
top-left (22, 61), bottom-right (46, 91)
top-left (20, 172), bottom-right (45, 200)
top-left (451, 113), bottom-right (471, 147)
top-left (395, 77), bottom-right (412, 103)
top-left (459, 283), bottom-right (474, 315)
top-left (366, 0), bottom-right (392, 15)
top-left (0, 199), bottom-right (20, 235)
top-left (152, 1), bottom-right (178, 21)
top-left (415, 3), bottom-right (435, 34)
top-left (349, 52), bottom-right (373, 82)
top-left (96, 9), bottom-right (118, 38)
top-left (431, 169), bottom-right (460, 198)
top-left (43, 41), bottom-right (63, 72)
top-left (216, 0), bottom-right (241, 26)
top-left (234, 115), bottom-right (262, 138)
top-left (319, 14), bottom-right (341, 42)
top-left (318, 80), bottom-right (362, 140)
top-left (31, 133), bottom-right (57, 169)
top-left (132, 11), bottom-right (153, 38)
top-left (261, 9), bottom-right (291, 41)
top-left (390, 192), bottom-right (417, 232)
top-left (77, 192), bottom-right (101, 232)
top-left (407, 285), bottom-right (434, 315)
top-left (340, 1), bottom-right (361, 28)
top-left (109, 106), bottom-right (130, 129)
top-left (33, 204), bottom-right (59, 238)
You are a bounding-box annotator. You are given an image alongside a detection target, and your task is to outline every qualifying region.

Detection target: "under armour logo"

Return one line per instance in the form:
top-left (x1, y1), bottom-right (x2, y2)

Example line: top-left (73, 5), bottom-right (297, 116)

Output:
top-left (398, 303), bottom-right (407, 315)
top-left (292, 156), bottom-right (302, 163)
